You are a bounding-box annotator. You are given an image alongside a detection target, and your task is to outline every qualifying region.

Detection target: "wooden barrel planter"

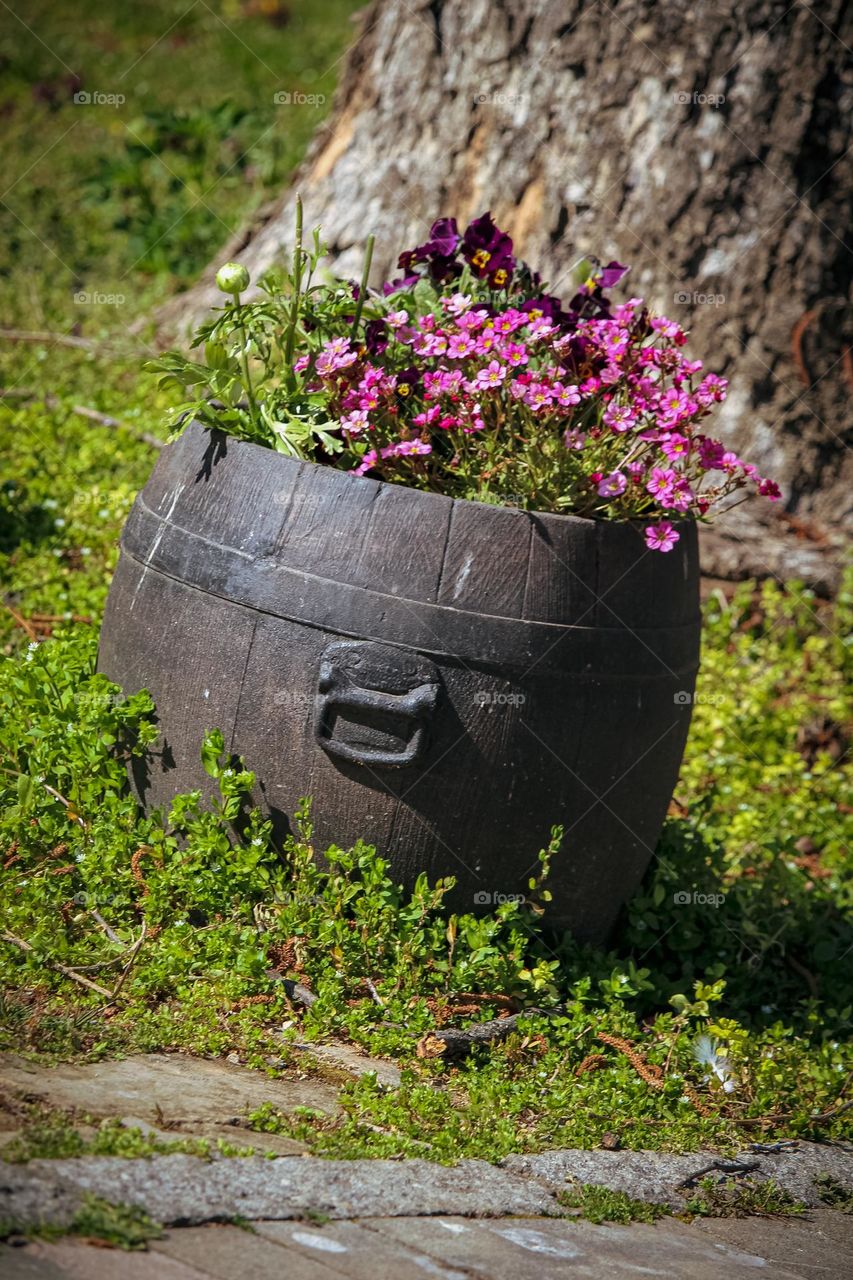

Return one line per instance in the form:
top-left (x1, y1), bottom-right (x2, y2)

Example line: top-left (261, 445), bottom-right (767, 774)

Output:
top-left (99, 421), bottom-right (700, 943)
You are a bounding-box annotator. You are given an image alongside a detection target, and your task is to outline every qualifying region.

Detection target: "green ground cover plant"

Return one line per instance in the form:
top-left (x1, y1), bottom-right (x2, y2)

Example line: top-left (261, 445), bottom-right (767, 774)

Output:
top-left (0, 0), bottom-right (850, 1171)
top-left (0, 1193), bottom-right (164, 1249)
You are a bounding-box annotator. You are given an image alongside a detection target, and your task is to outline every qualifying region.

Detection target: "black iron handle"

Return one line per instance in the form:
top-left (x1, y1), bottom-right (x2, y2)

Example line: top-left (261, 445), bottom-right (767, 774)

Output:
top-left (315, 681), bottom-right (436, 768)
top-left (313, 640), bottom-right (440, 769)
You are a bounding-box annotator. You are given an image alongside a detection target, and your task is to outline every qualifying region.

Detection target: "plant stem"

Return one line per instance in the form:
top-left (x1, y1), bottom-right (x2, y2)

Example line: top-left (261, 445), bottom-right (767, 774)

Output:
top-left (284, 194), bottom-right (304, 377)
top-left (351, 233), bottom-right (375, 337)
top-left (231, 295), bottom-right (259, 430)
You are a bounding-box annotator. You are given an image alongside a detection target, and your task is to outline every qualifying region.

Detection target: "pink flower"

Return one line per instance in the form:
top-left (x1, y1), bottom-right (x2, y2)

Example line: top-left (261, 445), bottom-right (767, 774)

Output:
top-left (447, 333), bottom-right (476, 359)
top-left (493, 308), bottom-right (528, 334)
top-left (390, 439), bottom-right (432, 457)
top-left (660, 431), bottom-right (690, 460)
top-left (553, 381), bottom-right (581, 408)
top-left (474, 327), bottom-right (500, 354)
top-left (474, 360), bottom-right (507, 389)
top-left (600, 325), bottom-right (630, 358)
top-left (758, 478), bottom-right (781, 499)
top-left (697, 437), bottom-right (725, 469)
top-left (500, 341), bottom-right (529, 367)
top-left (456, 308), bottom-right (489, 331)
top-left (413, 405), bottom-right (441, 428)
top-left (524, 381), bottom-right (554, 411)
top-left (696, 372), bottom-right (728, 404)
top-left (646, 467), bottom-right (677, 499)
top-left (563, 427), bottom-right (586, 450)
top-left (441, 292), bottom-right (472, 315)
top-left (386, 309), bottom-right (409, 329)
top-left (604, 403), bottom-right (636, 432)
top-left (352, 449), bottom-right (379, 476)
top-left (341, 409), bottom-right (370, 436)
top-left (316, 337), bottom-right (358, 376)
top-left (645, 521), bottom-right (680, 552)
top-left (650, 316), bottom-right (684, 342)
top-left (597, 471), bottom-right (628, 497)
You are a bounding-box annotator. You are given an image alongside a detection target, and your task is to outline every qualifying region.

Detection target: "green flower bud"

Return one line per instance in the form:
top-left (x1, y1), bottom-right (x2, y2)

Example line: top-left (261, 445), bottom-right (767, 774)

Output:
top-left (215, 262), bottom-right (250, 295)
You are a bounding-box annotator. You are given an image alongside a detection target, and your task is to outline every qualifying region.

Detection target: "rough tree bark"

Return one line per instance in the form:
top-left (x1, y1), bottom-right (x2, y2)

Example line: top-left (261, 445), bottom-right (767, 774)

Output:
top-left (160, 0), bottom-right (852, 589)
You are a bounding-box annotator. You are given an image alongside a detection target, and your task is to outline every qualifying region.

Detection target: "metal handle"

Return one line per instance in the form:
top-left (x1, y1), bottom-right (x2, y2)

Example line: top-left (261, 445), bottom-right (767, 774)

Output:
top-left (313, 641), bottom-right (439, 769)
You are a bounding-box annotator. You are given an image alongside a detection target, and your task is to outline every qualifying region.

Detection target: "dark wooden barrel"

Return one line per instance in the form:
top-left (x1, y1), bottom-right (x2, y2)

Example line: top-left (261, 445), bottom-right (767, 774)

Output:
top-left (99, 421), bottom-right (700, 942)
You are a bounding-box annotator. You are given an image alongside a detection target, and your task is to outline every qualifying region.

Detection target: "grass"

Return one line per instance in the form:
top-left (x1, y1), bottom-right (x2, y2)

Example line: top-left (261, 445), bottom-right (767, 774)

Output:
top-left (0, 0), bottom-right (851, 1178)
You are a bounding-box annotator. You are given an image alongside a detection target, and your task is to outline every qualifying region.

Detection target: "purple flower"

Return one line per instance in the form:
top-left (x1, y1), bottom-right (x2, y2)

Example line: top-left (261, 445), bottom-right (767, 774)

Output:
top-left (598, 260), bottom-right (629, 289)
top-left (364, 319), bottom-right (388, 355)
top-left (425, 217), bottom-right (461, 257)
top-left (597, 471), bottom-right (628, 497)
top-left (382, 274), bottom-right (419, 296)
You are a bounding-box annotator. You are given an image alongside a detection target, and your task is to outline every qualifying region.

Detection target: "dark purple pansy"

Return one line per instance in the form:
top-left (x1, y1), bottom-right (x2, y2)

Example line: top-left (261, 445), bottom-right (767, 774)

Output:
top-left (425, 217), bottom-right (460, 257)
top-left (598, 260), bottom-right (629, 289)
top-left (382, 274), bottom-right (420, 296)
top-left (427, 253), bottom-right (462, 284)
top-left (519, 294), bottom-right (567, 325)
top-left (396, 364), bottom-right (421, 396)
top-left (364, 319), bottom-right (388, 354)
top-left (461, 211), bottom-right (514, 278)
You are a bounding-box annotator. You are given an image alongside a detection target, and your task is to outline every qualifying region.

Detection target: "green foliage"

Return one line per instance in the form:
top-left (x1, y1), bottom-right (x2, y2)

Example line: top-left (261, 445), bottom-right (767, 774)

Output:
top-left (1, 1103), bottom-right (255, 1163)
top-left (814, 1173), bottom-right (853, 1213)
top-left (683, 1176), bottom-right (807, 1219)
top-left (0, 1194), bottom-right (164, 1250)
top-left (557, 1184), bottom-right (668, 1224)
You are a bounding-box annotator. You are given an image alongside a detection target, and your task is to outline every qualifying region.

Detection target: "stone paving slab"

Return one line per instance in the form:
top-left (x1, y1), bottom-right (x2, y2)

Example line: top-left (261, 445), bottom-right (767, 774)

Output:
top-left (153, 1223), bottom-right (345, 1279)
top-left (0, 1215), bottom-right (822, 1280)
top-left (257, 1218), bottom-right (476, 1278)
top-left (695, 1208), bottom-right (853, 1280)
top-left (0, 1053), bottom-right (339, 1130)
top-left (503, 1142), bottom-right (853, 1209)
top-left (0, 1153), bottom-right (558, 1229)
top-left (363, 1214), bottom-right (809, 1278)
top-left (6, 1239), bottom-right (210, 1278)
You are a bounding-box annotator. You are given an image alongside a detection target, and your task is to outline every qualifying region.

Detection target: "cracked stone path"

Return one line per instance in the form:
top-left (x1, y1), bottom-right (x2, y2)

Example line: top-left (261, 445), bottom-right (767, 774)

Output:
top-left (3, 1148), bottom-right (853, 1279)
top-left (2, 1208), bottom-right (853, 1279)
top-left (2, 1053), bottom-right (852, 1277)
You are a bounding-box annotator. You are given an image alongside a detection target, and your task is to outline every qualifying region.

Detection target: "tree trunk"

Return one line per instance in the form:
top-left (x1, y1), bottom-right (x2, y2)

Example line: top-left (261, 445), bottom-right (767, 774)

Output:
top-left (160, 0), bottom-right (852, 589)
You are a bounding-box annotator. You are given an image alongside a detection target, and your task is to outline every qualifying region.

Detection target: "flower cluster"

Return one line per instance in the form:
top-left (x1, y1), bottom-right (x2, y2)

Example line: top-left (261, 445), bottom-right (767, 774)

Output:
top-left (298, 223), bottom-right (779, 550)
top-left (156, 211), bottom-right (779, 551)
